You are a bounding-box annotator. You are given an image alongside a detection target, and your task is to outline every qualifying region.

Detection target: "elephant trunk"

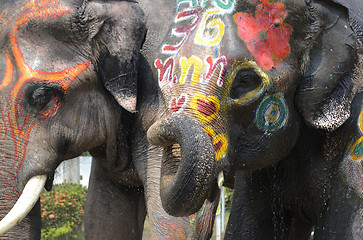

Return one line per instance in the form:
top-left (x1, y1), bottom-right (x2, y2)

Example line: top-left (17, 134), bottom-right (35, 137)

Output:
top-left (147, 115), bottom-right (216, 217)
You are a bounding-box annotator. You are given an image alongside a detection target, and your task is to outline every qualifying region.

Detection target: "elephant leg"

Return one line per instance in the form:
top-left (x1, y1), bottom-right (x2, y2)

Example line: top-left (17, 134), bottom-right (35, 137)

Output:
top-left (84, 160), bottom-right (146, 240)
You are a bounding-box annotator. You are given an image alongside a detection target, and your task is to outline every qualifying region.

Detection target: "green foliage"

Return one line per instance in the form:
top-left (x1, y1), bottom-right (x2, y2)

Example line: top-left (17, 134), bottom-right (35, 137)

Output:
top-left (40, 183), bottom-right (87, 240)
top-left (224, 188), bottom-right (233, 207)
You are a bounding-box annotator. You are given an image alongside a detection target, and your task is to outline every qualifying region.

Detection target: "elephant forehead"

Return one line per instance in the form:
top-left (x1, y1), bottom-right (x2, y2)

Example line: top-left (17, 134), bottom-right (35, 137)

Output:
top-left (155, 0), bottom-right (298, 93)
top-left (17, 31), bottom-right (90, 73)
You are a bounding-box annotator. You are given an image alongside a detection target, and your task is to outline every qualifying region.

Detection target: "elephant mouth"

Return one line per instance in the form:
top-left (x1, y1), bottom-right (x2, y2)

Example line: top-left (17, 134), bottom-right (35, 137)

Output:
top-left (161, 144), bottom-right (181, 184)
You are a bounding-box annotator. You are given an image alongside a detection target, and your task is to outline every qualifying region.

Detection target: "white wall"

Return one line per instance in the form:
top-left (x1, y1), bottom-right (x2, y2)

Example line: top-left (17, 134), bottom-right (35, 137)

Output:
top-left (53, 156), bottom-right (92, 187)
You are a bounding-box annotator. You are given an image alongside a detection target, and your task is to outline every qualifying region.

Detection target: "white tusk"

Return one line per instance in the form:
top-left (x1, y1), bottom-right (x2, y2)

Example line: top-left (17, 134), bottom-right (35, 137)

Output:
top-left (0, 175), bottom-right (47, 235)
top-left (217, 171), bottom-right (224, 189)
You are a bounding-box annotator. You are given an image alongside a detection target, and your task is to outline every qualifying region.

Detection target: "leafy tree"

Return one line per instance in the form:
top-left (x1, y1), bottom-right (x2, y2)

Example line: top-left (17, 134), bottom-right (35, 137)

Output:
top-left (41, 183), bottom-right (87, 240)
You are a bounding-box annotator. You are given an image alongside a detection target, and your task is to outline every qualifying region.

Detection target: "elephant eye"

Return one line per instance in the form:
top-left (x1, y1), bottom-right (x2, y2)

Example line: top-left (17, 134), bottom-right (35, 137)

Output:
top-left (24, 82), bottom-right (63, 115)
top-left (230, 70), bottom-right (262, 100)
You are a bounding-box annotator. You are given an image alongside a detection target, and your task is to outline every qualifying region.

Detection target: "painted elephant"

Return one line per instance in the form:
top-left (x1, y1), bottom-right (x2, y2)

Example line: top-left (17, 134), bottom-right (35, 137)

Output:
top-left (147, 0), bottom-right (363, 239)
top-left (0, 0), bottom-right (146, 238)
top-left (84, 0), bottom-right (220, 239)
top-left (0, 0), bottom-right (218, 239)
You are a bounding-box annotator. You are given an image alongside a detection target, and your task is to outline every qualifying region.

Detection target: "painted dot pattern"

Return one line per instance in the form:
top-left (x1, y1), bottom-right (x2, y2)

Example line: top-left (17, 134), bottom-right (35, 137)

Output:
top-left (255, 95), bottom-right (287, 132)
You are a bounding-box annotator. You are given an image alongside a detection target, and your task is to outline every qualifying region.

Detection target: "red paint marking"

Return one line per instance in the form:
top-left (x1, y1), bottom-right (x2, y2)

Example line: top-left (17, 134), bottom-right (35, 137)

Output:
top-left (163, 9), bottom-right (201, 53)
top-left (154, 216), bottom-right (187, 239)
top-left (170, 95), bottom-right (186, 113)
top-left (207, 133), bottom-right (224, 153)
top-left (155, 58), bottom-right (177, 83)
top-left (205, 56), bottom-right (227, 86)
top-left (197, 98), bottom-right (217, 117)
top-left (234, 0), bottom-right (292, 70)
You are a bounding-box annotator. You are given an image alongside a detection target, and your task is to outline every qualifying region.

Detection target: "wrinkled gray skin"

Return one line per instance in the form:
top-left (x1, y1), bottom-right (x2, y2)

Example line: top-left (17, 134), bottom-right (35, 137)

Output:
top-left (0, 0), bottom-right (217, 239)
top-left (85, 0), bottom-right (219, 238)
top-left (147, 0), bottom-right (363, 239)
top-left (0, 0), bottom-right (145, 238)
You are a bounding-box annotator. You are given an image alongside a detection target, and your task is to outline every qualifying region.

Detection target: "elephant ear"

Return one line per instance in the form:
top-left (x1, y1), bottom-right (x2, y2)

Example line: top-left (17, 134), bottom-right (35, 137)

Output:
top-left (296, 0), bottom-right (360, 131)
top-left (77, 0), bottom-right (146, 113)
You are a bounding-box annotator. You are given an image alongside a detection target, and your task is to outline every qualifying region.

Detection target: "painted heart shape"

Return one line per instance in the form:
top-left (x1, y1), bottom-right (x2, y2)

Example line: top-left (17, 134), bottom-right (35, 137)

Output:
top-left (169, 94), bottom-right (187, 113)
top-left (191, 92), bottom-right (220, 123)
top-left (197, 99), bottom-right (217, 117)
top-left (203, 126), bottom-right (228, 161)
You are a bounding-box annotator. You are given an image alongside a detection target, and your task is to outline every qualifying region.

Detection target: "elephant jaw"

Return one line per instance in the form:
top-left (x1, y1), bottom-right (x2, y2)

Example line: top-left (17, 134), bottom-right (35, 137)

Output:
top-left (147, 114), bottom-right (217, 217)
top-left (0, 175), bottom-right (46, 235)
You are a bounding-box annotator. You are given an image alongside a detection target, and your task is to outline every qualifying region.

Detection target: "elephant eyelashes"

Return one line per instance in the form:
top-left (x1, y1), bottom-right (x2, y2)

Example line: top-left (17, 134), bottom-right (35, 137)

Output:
top-left (230, 70), bottom-right (262, 100)
top-left (24, 83), bottom-right (63, 115)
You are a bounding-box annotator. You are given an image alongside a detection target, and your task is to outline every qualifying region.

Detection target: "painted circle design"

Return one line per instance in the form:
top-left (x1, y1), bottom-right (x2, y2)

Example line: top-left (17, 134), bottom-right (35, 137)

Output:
top-left (359, 109), bottom-right (363, 134)
top-left (255, 95), bottom-right (287, 132)
top-left (341, 139), bottom-right (363, 198)
top-left (352, 137), bottom-right (363, 161)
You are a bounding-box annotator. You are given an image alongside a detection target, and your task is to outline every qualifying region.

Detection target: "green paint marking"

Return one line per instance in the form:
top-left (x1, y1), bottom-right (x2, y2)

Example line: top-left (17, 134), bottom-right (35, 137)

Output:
top-left (255, 95), bottom-right (287, 132)
top-left (353, 140), bottom-right (363, 158)
top-left (200, 0), bottom-right (235, 9)
top-left (259, 30), bottom-right (268, 42)
top-left (177, 0), bottom-right (198, 8)
top-left (215, 0), bottom-right (235, 9)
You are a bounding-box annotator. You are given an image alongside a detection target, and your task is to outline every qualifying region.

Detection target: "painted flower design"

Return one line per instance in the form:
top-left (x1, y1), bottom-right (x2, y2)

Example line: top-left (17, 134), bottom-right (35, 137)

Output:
top-left (233, 0), bottom-right (292, 70)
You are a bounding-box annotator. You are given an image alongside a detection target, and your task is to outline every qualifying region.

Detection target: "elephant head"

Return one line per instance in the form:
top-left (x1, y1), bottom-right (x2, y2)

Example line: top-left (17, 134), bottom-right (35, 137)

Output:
top-left (147, 0), bottom-right (361, 216)
top-left (0, 0), bottom-right (146, 237)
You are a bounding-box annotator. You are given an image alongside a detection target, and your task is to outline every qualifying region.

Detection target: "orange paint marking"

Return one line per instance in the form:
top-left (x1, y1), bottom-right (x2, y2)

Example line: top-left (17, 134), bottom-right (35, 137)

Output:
top-left (0, 53), bottom-right (13, 91)
top-left (0, 0), bottom-right (90, 177)
top-left (14, 0), bottom-right (71, 30)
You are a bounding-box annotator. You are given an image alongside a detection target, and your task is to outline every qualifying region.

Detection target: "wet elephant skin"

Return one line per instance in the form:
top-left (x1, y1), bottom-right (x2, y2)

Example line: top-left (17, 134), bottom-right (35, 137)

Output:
top-left (147, 0), bottom-right (363, 239)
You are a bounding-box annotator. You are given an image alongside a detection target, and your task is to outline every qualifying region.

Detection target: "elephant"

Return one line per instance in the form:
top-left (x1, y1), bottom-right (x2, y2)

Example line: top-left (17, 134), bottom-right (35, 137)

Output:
top-left (84, 0), bottom-right (219, 239)
top-left (146, 0), bottom-right (363, 239)
top-left (0, 0), bottom-right (218, 239)
top-left (0, 0), bottom-right (146, 238)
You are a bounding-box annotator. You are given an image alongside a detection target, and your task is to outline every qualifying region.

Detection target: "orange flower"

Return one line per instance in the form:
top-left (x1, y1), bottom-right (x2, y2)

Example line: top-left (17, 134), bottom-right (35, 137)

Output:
top-left (49, 214), bottom-right (55, 219)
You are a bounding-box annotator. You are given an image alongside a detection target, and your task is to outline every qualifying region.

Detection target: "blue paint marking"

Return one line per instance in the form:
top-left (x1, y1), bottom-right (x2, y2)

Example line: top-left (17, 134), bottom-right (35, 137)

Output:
top-left (154, 215), bottom-right (188, 239)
